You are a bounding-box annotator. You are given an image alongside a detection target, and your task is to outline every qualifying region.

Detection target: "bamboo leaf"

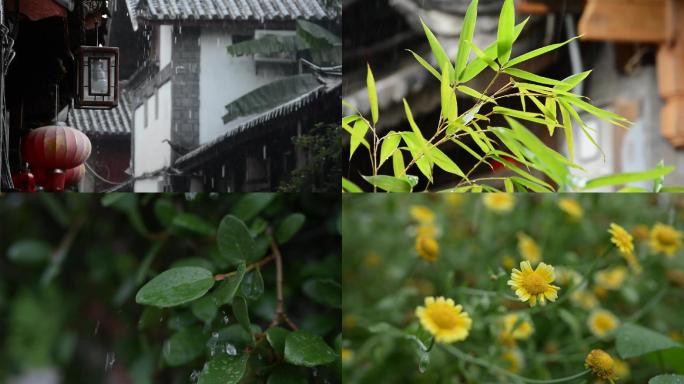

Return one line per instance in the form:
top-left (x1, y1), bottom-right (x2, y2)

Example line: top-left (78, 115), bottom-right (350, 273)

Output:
top-left (561, 95), bottom-right (629, 127)
top-left (461, 17), bottom-right (529, 82)
top-left (506, 37), bottom-right (580, 68)
top-left (556, 70), bottom-right (592, 92)
top-left (380, 133), bottom-right (402, 166)
top-left (367, 64), bottom-right (379, 125)
top-left (583, 167), bottom-right (675, 190)
top-left (421, 19), bottom-right (451, 71)
top-left (504, 68), bottom-right (569, 86)
top-left (408, 49), bottom-right (440, 80)
top-left (430, 146), bottom-right (467, 179)
top-left (441, 64), bottom-right (458, 123)
top-left (497, 0), bottom-right (515, 64)
top-left (559, 103), bottom-right (575, 162)
top-left (342, 177), bottom-right (362, 193)
top-left (392, 150), bottom-right (406, 178)
top-left (362, 175), bottom-right (412, 192)
top-left (403, 99), bottom-right (424, 139)
top-left (349, 119), bottom-right (370, 160)
top-left (469, 42), bottom-right (499, 71)
top-left (456, 85), bottom-right (496, 104)
top-left (492, 106), bottom-right (551, 126)
top-left (504, 178), bottom-right (514, 192)
top-left (455, 0), bottom-right (478, 80)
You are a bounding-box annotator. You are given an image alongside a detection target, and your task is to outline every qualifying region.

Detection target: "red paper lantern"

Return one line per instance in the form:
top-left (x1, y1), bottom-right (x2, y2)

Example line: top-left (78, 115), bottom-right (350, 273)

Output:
top-left (33, 164), bottom-right (86, 187)
top-left (21, 123), bottom-right (91, 169)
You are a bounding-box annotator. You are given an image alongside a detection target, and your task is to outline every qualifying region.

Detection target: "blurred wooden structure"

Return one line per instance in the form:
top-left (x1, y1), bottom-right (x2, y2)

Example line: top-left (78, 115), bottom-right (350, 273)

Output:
top-left (521, 0), bottom-right (684, 148)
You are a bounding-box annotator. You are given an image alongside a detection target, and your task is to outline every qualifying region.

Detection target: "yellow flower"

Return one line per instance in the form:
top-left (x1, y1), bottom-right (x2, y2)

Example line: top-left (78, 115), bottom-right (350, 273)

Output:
top-left (501, 313), bottom-right (534, 341)
top-left (410, 205), bottom-right (435, 224)
top-left (650, 223), bottom-right (683, 257)
top-left (417, 224), bottom-right (438, 238)
top-left (517, 232), bottom-right (542, 264)
top-left (609, 223), bottom-right (634, 257)
top-left (585, 349), bottom-right (617, 383)
top-left (508, 261), bottom-right (560, 307)
top-left (632, 224), bottom-right (650, 241)
top-left (587, 309), bottom-right (620, 339)
top-left (558, 198), bottom-right (583, 220)
top-left (341, 348), bottom-right (353, 363)
top-left (594, 266), bottom-right (628, 290)
top-left (614, 358), bottom-right (630, 380)
top-left (363, 252), bottom-right (382, 267)
top-left (502, 255), bottom-right (516, 270)
top-left (483, 193), bottom-right (515, 214)
top-left (415, 296), bottom-right (472, 343)
top-left (571, 289), bottom-right (598, 310)
top-left (501, 349), bottom-right (525, 373)
top-left (415, 236), bottom-right (439, 263)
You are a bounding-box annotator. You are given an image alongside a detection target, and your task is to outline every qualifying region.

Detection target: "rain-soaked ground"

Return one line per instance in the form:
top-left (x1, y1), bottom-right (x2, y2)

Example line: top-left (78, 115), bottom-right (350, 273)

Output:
top-left (0, 193), bottom-right (341, 383)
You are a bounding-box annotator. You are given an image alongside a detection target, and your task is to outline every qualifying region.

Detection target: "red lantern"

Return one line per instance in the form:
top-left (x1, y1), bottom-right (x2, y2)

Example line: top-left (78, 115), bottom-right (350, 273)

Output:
top-left (11, 165), bottom-right (36, 192)
top-left (21, 123), bottom-right (91, 169)
top-left (33, 164), bottom-right (85, 187)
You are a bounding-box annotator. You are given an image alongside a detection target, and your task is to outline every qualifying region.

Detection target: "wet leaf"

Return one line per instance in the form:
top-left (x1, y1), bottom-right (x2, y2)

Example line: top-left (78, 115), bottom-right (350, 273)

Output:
top-left (163, 327), bottom-right (206, 366)
top-left (650, 375), bottom-right (684, 384)
top-left (212, 263), bottom-right (246, 305)
top-left (192, 295), bottom-right (218, 324)
top-left (217, 215), bottom-right (255, 262)
top-left (275, 213), bottom-right (306, 244)
top-left (284, 331), bottom-right (337, 367)
top-left (231, 194), bottom-right (276, 221)
top-left (266, 326), bottom-right (290, 357)
top-left (197, 354), bottom-right (248, 384)
top-left (232, 295), bottom-right (254, 344)
top-left (240, 268), bottom-right (264, 301)
top-left (172, 213), bottom-right (215, 236)
top-left (616, 323), bottom-right (683, 359)
top-left (135, 267), bottom-right (214, 308)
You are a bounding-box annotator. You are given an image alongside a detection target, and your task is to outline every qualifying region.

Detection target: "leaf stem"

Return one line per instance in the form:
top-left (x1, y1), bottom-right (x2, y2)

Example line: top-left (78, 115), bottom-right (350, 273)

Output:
top-left (213, 254), bottom-right (275, 281)
top-left (267, 228), bottom-right (299, 331)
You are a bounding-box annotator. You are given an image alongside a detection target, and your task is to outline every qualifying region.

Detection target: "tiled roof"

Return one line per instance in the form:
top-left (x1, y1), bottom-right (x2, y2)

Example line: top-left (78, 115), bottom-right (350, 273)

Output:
top-left (175, 79), bottom-right (339, 170)
top-left (69, 91), bottom-right (132, 136)
top-left (127, 0), bottom-right (330, 25)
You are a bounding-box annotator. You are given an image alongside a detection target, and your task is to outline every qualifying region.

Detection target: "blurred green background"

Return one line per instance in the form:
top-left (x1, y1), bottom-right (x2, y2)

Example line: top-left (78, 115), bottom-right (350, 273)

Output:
top-left (0, 193), bottom-right (341, 384)
top-left (342, 194), bottom-right (684, 383)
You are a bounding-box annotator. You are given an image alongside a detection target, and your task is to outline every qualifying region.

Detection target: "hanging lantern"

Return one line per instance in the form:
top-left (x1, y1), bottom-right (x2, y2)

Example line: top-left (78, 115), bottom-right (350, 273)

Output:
top-left (21, 123), bottom-right (91, 191)
top-left (33, 164), bottom-right (85, 187)
top-left (75, 46), bottom-right (119, 109)
top-left (11, 164), bottom-right (37, 192)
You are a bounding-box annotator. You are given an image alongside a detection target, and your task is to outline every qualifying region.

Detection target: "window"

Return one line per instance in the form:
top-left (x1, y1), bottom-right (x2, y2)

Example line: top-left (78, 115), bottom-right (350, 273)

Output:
top-left (154, 89), bottom-right (159, 120)
top-left (144, 99), bottom-right (148, 128)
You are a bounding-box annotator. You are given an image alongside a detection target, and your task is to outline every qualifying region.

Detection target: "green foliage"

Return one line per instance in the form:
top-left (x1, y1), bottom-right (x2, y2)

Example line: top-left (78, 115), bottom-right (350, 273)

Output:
top-left (0, 194), bottom-right (340, 383)
top-left (342, 0), bottom-right (678, 192)
top-left (342, 194), bottom-right (684, 382)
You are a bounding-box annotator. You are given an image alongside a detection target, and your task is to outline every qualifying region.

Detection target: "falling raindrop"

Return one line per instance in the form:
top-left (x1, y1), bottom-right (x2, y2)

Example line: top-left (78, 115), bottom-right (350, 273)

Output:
top-left (104, 352), bottom-right (116, 372)
top-left (94, 321), bottom-right (101, 335)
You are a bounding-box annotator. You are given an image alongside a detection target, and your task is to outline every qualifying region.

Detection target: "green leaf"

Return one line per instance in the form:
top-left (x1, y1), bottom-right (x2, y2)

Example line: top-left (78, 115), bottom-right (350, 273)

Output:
top-left (650, 375), bottom-right (684, 384)
top-left (556, 70), bottom-right (592, 92)
top-left (163, 327), bottom-right (206, 366)
top-left (191, 295), bottom-right (218, 324)
top-left (430, 146), bottom-right (467, 179)
top-left (135, 267), bottom-right (215, 308)
top-left (403, 99), bottom-right (424, 138)
top-left (302, 279), bottom-right (341, 308)
top-left (584, 167), bottom-right (675, 190)
top-left (559, 103), bottom-right (575, 161)
top-left (231, 194), bottom-right (276, 221)
top-left (469, 42), bottom-right (499, 71)
top-left (197, 355), bottom-right (248, 384)
top-left (266, 327), bottom-right (290, 357)
top-left (212, 262), bottom-right (246, 305)
top-left (366, 64), bottom-right (379, 124)
top-left (493, 106), bottom-right (549, 126)
top-left (507, 36), bottom-right (580, 68)
top-left (380, 133), bottom-right (402, 167)
top-left (362, 175), bottom-right (412, 192)
top-left (240, 268), bottom-right (264, 301)
top-left (420, 19), bottom-right (451, 71)
top-left (172, 213), bottom-right (216, 236)
top-left (616, 323), bottom-right (683, 359)
top-left (276, 213), bottom-right (306, 244)
top-left (154, 198), bottom-right (176, 226)
top-left (504, 68), bottom-right (568, 86)
top-left (456, 85), bottom-right (496, 104)
top-left (284, 331), bottom-right (338, 367)
top-left (461, 17), bottom-right (529, 82)
top-left (497, 0), bottom-right (515, 64)
top-left (408, 49), bottom-right (440, 80)
top-left (217, 215), bottom-right (255, 262)
top-left (441, 63), bottom-right (458, 123)
top-left (267, 365), bottom-right (308, 384)
top-left (342, 177), bottom-right (362, 193)
top-left (232, 295), bottom-right (254, 344)
top-left (7, 240), bottom-right (51, 264)
top-left (561, 94), bottom-right (629, 127)
top-left (454, 0), bottom-right (478, 80)
top-left (349, 119), bottom-right (370, 160)
top-left (392, 150), bottom-right (406, 178)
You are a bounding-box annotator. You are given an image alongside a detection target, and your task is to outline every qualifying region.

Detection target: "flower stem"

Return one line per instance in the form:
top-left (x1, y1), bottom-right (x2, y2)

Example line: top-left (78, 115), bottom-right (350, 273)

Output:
top-left (442, 345), bottom-right (590, 383)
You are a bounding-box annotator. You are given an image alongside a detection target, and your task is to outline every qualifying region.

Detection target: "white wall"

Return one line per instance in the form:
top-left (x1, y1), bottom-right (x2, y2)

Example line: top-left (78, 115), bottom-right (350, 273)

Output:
top-left (198, 28), bottom-right (282, 144)
top-left (159, 25), bottom-right (173, 68)
top-left (133, 81), bottom-right (172, 192)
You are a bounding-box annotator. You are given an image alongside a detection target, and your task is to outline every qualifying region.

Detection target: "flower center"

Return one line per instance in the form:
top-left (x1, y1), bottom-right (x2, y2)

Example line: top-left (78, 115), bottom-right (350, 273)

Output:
top-left (657, 230), bottom-right (677, 246)
top-left (595, 315), bottom-right (614, 331)
top-left (521, 271), bottom-right (547, 295)
top-left (428, 305), bottom-right (459, 329)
